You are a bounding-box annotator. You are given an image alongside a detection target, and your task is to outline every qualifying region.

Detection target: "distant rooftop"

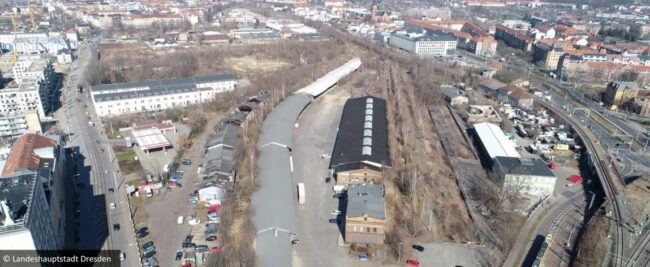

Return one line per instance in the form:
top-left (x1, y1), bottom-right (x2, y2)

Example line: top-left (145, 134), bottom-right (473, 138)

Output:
top-left (494, 156), bottom-right (555, 177)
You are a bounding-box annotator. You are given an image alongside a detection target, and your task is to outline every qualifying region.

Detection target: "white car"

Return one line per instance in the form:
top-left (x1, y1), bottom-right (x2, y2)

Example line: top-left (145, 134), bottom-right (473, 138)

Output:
top-left (110, 203), bottom-right (116, 209)
top-left (120, 252), bottom-right (125, 261)
top-left (320, 154), bottom-right (331, 159)
top-left (188, 219), bottom-right (201, 225)
top-left (331, 210), bottom-right (341, 216)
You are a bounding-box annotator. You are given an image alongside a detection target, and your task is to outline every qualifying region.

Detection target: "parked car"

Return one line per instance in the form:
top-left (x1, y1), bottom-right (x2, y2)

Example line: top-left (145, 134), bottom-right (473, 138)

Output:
top-left (412, 244), bottom-right (425, 252)
top-left (328, 218), bottom-right (338, 224)
top-left (175, 251), bottom-right (183, 261)
top-left (110, 203), bottom-right (116, 209)
top-left (120, 252), bottom-right (125, 261)
top-left (291, 239), bottom-right (300, 245)
top-left (108, 188), bottom-right (114, 193)
top-left (143, 251), bottom-right (155, 258)
top-left (113, 224), bottom-right (120, 231)
top-left (137, 227), bottom-right (149, 234)
top-left (143, 245), bottom-right (155, 253)
top-left (182, 159), bottom-right (192, 165)
top-left (143, 257), bottom-right (157, 267)
top-left (211, 247), bottom-right (222, 253)
top-left (142, 241), bottom-right (154, 250)
top-left (331, 210), bottom-right (341, 216)
top-left (406, 259), bottom-right (420, 267)
top-left (182, 242), bottom-right (196, 248)
top-left (189, 219), bottom-right (201, 225)
top-left (184, 235), bottom-right (193, 243)
top-left (136, 231), bottom-right (149, 238)
top-left (206, 236), bottom-right (217, 241)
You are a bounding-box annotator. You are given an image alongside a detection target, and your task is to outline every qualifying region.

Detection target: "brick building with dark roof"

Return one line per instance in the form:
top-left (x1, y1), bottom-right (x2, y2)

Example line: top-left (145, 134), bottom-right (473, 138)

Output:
top-left (330, 96), bottom-right (391, 185)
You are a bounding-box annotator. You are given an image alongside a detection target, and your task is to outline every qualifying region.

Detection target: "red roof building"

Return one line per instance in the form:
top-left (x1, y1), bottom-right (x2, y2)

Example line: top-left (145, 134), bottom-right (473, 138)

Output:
top-left (2, 134), bottom-right (57, 176)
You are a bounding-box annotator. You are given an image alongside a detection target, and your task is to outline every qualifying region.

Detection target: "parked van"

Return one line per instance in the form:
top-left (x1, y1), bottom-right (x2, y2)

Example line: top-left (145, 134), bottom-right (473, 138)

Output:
top-left (145, 188), bottom-right (153, 198)
top-left (177, 216), bottom-right (184, 225)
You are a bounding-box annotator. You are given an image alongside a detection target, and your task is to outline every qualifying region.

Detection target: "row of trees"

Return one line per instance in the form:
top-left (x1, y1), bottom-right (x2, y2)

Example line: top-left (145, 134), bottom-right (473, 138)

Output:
top-left (598, 26), bottom-right (643, 42)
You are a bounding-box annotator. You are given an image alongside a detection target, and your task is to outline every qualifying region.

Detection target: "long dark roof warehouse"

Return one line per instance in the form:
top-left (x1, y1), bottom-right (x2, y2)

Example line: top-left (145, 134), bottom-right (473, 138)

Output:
top-left (330, 96), bottom-right (391, 185)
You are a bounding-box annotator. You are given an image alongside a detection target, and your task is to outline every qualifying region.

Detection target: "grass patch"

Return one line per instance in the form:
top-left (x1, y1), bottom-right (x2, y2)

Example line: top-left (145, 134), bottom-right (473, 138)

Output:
top-left (107, 132), bottom-right (124, 140)
top-left (115, 146), bottom-right (143, 175)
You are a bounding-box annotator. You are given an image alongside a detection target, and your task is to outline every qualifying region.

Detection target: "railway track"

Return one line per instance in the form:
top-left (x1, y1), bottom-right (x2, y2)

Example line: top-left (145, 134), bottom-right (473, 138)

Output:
top-left (535, 98), bottom-right (626, 267)
top-left (628, 230), bottom-right (650, 267)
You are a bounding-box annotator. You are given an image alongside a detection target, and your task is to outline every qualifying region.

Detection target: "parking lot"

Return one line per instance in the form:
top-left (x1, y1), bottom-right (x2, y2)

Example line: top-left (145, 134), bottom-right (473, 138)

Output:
top-left (125, 118), bottom-right (222, 267)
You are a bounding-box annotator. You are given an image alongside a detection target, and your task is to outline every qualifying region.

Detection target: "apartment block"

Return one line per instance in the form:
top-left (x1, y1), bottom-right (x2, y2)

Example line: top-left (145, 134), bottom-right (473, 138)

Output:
top-left (91, 74), bottom-right (236, 117)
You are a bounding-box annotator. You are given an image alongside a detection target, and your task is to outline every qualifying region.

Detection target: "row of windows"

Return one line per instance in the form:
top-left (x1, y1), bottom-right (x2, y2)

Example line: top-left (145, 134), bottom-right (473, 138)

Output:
top-left (352, 226), bottom-right (378, 233)
top-left (101, 100), bottom-right (201, 115)
top-left (104, 93), bottom-right (213, 108)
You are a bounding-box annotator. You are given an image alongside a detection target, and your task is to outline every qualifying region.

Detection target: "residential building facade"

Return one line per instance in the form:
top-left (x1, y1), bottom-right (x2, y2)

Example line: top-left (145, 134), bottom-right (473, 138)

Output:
top-left (0, 59), bottom-right (55, 119)
top-left (90, 74), bottom-right (236, 117)
top-left (495, 25), bottom-right (533, 51)
top-left (0, 111), bottom-right (42, 140)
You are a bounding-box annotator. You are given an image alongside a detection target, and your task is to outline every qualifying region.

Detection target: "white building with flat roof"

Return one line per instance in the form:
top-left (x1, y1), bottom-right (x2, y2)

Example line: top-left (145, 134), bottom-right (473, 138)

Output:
top-left (91, 74), bottom-right (236, 117)
top-left (473, 122), bottom-right (520, 160)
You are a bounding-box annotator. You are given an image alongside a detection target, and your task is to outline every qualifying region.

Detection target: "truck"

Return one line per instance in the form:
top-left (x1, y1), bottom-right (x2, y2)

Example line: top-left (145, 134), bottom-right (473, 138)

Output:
top-left (297, 183), bottom-right (305, 204)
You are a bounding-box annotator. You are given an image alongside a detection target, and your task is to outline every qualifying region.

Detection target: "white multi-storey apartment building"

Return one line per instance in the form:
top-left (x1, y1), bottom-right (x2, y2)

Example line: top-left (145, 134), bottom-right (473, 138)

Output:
top-left (0, 59), bottom-right (57, 119)
top-left (14, 36), bottom-right (70, 56)
top-left (0, 111), bottom-right (41, 140)
top-left (91, 74), bottom-right (236, 117)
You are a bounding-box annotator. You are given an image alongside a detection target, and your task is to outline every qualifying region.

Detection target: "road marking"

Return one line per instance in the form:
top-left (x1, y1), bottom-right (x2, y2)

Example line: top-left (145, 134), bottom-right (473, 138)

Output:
top-left (261, 142), bottom-right (289, 149)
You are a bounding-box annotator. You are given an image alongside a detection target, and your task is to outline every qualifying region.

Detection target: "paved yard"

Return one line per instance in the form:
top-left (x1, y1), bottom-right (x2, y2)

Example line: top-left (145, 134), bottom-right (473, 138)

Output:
top-left (292, 91), bottom-right (385, 267)
top-left (417, 243), bottom-right (484, 267)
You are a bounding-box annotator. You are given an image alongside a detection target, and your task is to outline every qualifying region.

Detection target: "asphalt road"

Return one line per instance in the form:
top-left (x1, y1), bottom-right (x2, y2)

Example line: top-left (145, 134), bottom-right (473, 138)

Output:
top-left (57, 37), bottom-right (140, 266)
top-left (291, 92), bottom-right (363, 267)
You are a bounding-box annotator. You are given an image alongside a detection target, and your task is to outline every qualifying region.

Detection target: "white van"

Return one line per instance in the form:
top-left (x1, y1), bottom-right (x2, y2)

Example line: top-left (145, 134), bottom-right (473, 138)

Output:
top-left (177, 216), bottom-right (184, 225)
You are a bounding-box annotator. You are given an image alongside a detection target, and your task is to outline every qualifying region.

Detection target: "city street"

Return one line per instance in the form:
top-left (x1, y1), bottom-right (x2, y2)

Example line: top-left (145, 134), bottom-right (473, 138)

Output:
top-left (54, 37), bottom-right (140, 266)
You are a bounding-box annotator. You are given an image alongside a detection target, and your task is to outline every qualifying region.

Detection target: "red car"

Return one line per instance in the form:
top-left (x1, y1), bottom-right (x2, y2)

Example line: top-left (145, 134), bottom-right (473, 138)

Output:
top-left (406, 259), bottom-right (420, 266)
top-left (98, 148), bottom-right (105, 153)
top-left (548, 162), bottom-right (558, 170)
top-left (212, 247), bottom-right (222, 253)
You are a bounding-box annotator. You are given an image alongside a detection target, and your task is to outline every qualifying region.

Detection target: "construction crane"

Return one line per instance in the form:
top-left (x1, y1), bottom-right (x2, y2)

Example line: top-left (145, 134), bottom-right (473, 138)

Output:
top-left (10, 14), bottom-right (17, 65)
top-left (28, 1), bottom-right (37, 32)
